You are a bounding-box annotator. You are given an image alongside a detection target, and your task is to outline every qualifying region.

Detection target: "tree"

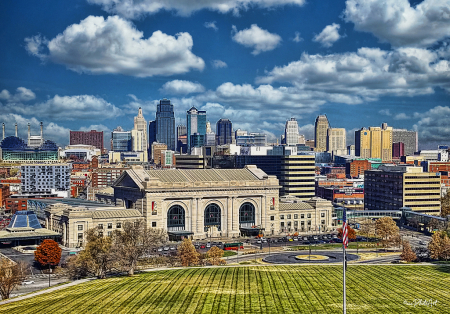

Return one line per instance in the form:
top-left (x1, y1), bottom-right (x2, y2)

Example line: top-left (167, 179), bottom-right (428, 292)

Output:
top-left (178, 238), bottom-right (199, 267)
top-left (440, 192), bottom-right (450, 218)
top-left (359, 220), bottom-right (376, 239)
top-left (34, 239), bottom-right (62, 269)
top-left (207, 246), bottom-right (225, 266)
top-left (337, 226), bottom-right (356, 241)
top-left (111, 220), bottom-right (167, 276)
top-left (427, 218), bottom-right (443, 232)
top-left (0, 259), bottom-right (26, 300)
top-left (428, 231), bottom-right (450, 261)
top-left (375, 217), bottom-right (400, 251)
top-left (400, 241), bottom-right (417, 262)
top-left (77, 227), bottom-right (113, 278)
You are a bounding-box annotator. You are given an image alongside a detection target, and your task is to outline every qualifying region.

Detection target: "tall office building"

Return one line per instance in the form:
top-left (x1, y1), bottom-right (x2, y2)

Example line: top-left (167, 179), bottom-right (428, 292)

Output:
top-left (326, 128), bottom-right (346, 155)
top-left (111, 127), bottom-right (132, 152)
top-left (156, 99), bottom-right (176, 151)
top-left (216, 118), bottom-right (233, 146)
top-left (355, 123), bottom-right (392, 161)
top-left (176, 125), bottom-right (187, 153)
top-left (393, 129), bottom-right (418, 156)
top-left (186, 107), bottom-right (206, 151)
top-left (365, 165), bottom-right (441, 215)
top-left (284, 118), bottom-right (299, 146)
top-left (314, 115), bottom-right (329, 152)
top-left (281, 155), bottom-right (316, 200)
top-left (133, 107), bottom-right (147, 161)
top-left (148, 120), bottom-right (157, 147)
top-left (70, 130), bottom-right (104, 151)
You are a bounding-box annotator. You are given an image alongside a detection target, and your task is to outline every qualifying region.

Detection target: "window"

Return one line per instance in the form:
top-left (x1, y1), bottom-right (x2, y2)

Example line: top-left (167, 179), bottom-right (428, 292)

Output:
top-left (204, 203), bottom-right (221, 231)
top-left (78, 233), bottom-right (83, 240)
top-left (280, 215), bottom-right (285, 219)
top-left (270, 216), bottom-right (275, 221)
top-left (107, 231), bottom-right (112, 237)
top-left (99, 232), bottom-right (103, 237)
top-left (301, 214), bottom-right (305, 219)
top-left (321, 213), bottom-right (325, 218)
top-left (281, 222), bottom-right (285, 227)
top-left (98, 224), bottom-right (103, 229)
top-left (77, 225), bottom-right (83, 231)
top-left (152, 222), bottom-right (156, 227)
top-left (321, 220), bottom-right (326, 225)
top-left (167, 205), bottom-right (185, 231)
top-left (307, 213), bottom-right (311, 218)
top-left (294, 214), bottom-right (298, 219)
top-left (107, 223), bottom-right (112, 229)
top-left (287, 214), bottom-right (291, 219)
top-left (116, 223), bottom-right (121, 228)
top-left (239, 202), bottom-right (255, 226)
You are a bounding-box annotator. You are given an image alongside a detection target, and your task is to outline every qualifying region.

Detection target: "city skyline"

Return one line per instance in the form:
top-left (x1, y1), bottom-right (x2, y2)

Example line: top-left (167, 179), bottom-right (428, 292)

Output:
top-left (1, 0), bottom-right (450, 148)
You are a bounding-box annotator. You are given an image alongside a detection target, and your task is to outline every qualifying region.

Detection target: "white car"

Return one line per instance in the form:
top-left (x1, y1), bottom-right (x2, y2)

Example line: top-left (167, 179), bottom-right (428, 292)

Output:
top-left (22, 280), bottom-right (35, 285)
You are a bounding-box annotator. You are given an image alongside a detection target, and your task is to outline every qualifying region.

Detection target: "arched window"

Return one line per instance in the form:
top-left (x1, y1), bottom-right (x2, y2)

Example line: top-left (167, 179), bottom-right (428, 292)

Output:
top-left (167, 205), bottom-right (185, 231)
top-left (204, 203), bottom-right (221, 231)
top-left (239, 202), bottom-right (255, 227)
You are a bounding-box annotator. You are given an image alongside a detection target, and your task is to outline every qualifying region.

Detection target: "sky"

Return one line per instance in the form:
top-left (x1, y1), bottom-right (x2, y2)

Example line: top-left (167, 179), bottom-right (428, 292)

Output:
top-left (1, 0), bottom-right (450, 149)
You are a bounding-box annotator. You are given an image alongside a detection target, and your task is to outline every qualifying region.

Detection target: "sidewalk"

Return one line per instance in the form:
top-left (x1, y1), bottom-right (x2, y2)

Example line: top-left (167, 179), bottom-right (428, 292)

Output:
top-left (0, 278), bottom-right (94, 306)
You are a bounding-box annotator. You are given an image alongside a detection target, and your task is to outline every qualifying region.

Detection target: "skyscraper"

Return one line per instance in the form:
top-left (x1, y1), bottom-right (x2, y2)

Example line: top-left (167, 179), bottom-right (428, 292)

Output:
top-left (216, 118), bottom-right (233, 146)
top-left (314, 115), bottom-right (329, 152)
top-left (133, 107), bottom-right (148, 161)
top-left (177, 125), bottom-right (187, 153)
top-left (355, 123), bottom-right (392, 161)
top-left (156, 99), bottom-right (176, 151)
top-left (186, 107), bottom-right (206, 151)
top-left (392, 129), bottom-right (418, 156)
top-left (111, 126), bottom-right (132, 152)
top-left (284, 118), bottom-right (299, 146)
top-left (326, 128), bottom-right (346, 155)
top-left (70, 130), bottom-right (104, 151)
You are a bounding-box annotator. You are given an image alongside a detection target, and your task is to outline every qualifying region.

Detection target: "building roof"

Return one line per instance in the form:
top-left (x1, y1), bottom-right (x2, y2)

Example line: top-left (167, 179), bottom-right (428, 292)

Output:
top-left (92, 209), bottom-right (141, 219)
top-left (279, 202), bottom-right (314, 210)
top-left (30, 198), bottom-right (117, 209)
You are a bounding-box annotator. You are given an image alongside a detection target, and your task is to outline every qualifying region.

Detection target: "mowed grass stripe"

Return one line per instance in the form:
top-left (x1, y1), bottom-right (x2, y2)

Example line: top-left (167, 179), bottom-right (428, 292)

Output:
top-left (1, 265), bottom-right (449, 314)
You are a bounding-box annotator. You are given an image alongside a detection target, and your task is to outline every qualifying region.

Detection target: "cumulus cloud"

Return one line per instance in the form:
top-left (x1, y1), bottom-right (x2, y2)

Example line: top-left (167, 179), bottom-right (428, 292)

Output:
top-left (88, 0), bottom-right (306, 19)
top-left (0, 87), bottom-right (36, 102)
top-left (393, 112), bottom-right (410, 120)
top-left (25, 15), bottom-right (204, 77)
top-left (379, 109), bottom-right (391, 116)
top-left (78, 124), bottom-right (110, 132)
top-left (292, 31), bottom-right (303, 43)
top-left (160, 80), bottom-right (205, 95)
top-left (212, 60), bottom-right (228, 68)
top-left (204, 21), bottom-right (218, 31)
top-left (257, 46), bottom-right (450, 103)
top-left (414, 106), bottom-right (450, 142)
top-left (344, 0), bottom-right (450, 47)
top-left (313, 23), bottom-right (341, 48)
top-left (232, 24), bottom-right (282, 55)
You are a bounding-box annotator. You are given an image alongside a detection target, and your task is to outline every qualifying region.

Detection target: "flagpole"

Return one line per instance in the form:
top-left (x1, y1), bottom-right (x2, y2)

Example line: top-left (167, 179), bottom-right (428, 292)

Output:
top-left (343, 244), bottom-right (346, 314)
top-left (343, 207), bottom-right (347, 314)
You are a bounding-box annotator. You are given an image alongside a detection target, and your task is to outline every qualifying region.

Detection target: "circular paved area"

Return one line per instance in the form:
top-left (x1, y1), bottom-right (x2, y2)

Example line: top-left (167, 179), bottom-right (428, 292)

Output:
top-left (263, 251), bottom-right (359, 264)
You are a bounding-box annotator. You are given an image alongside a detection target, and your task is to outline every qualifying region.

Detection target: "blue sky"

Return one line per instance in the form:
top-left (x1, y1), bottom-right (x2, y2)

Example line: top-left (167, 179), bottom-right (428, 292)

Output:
top-left (1, 0), bottom-right (450, 149)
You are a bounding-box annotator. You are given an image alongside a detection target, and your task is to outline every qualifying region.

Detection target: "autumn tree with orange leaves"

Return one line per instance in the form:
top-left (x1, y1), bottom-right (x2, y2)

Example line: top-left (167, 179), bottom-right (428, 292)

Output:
top-left (337, 226), bottom-right (356, 241)
top-left (34, 239), bottom-right (62, 268)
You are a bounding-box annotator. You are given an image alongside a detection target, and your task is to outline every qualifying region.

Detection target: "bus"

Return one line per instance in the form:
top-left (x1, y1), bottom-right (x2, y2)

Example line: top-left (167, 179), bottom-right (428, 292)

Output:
top-left (223, 242), bottom-right (244, 251)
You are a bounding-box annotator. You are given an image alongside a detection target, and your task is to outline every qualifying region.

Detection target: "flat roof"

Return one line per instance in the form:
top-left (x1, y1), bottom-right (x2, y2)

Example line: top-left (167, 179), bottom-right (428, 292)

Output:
top-left (29, 198), bottom-right (117, 209)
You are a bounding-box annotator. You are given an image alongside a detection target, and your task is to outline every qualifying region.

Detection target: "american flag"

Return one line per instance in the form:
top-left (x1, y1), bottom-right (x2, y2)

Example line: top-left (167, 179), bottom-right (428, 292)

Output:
top-left (342, 208), bottom-right (348, 249)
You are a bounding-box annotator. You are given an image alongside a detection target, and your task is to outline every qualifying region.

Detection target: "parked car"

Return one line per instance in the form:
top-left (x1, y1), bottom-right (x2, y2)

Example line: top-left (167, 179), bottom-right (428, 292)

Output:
top-left (22, 280), bottom-right (34, 285)
top-left (163, 246), bottom-right (170, 251)
top-left (293, 237), bottom-right (298, 241)
top-left (206, 243), bottom-right (211, 248)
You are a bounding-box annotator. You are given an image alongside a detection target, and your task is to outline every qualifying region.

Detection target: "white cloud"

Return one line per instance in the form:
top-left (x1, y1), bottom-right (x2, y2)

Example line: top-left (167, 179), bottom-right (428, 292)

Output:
top-left (232, 24), bottom-right (282, 55)
top-left (88, 0), bottom-right (306, 19)
top-left (414, 106), bottom-right (450, 142)
top-left (292, 31), bottom-right (303, 43)
top-left (0, 87), bottom-right (36, 102)
top-left (313, 23), bottom-right (341, 48)
top-left (204, 21), bottom-right (218, 31)
top-left (393, 113), bottom-right (410, 120)
top-left (212, 60), bottom-right (228, 68)
top-left (344, 0), bottom-right (450, 47)
top-left (79, 124), bottom-right (110, 132)
top-left (379, 109), bottom-right (391, 116)
top-left (257, 46), bottom-right (450, 103)
top-left (25, 15), bottom-right (204, 77)
top-left (160, 80), bottom-right (205, 95)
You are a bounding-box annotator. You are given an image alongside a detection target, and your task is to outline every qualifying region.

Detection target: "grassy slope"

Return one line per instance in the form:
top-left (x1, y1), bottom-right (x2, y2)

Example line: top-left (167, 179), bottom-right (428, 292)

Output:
top-left (1, 265), bottom-right (449, 314)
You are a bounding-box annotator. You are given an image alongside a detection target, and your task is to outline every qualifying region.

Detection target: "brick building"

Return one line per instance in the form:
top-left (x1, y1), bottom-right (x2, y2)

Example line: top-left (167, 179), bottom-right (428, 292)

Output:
top-left (70, 130), bottom-right (104, 151)
top-left (346, 159), bottom-right (371, 178)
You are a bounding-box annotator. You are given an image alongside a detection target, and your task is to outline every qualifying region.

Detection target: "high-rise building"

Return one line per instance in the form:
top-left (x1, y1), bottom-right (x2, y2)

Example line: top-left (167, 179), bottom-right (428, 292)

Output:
top-left (216, 118), bottom-right (233, 146)
top-left (111, 127), bottom-right (132, 152)
top-left (365, 165), bottom-right (441, 215)
top-left (314, 115), bottom-right (329, 152)
top-left (355, 123), bottom-right (392, 161)
top-left (186, 107), bottom-right (206, 151)
top-left (280, 155), bottom-right (316, 200)
top-left (133, 107), bottom-right (147, 161)
top-left (176, 125), bottom-right (187, 153)
top-left (20, 163), bottom-right (71, 197)
top-left (326, 128), bottom-right (346, 155)
top-left (156, 99), bottom-right (176, 151)
top-left (392, 129), bottom-right (418, 156)
top-left (284, 118), bottom-right (299, 146)
top-left (392, 142), bottom-right (405, 158)
top-left (70, 130), bottom-right (104, 151)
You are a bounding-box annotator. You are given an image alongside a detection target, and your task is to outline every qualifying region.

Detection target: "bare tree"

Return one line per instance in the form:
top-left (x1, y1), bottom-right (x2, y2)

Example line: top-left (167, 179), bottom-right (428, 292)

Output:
top-left (0, 259), bottom-right (26, 300)
top-left (112, 220), bottom-right (167, 276)
top-left (359, 219), bottom-right (376, 239)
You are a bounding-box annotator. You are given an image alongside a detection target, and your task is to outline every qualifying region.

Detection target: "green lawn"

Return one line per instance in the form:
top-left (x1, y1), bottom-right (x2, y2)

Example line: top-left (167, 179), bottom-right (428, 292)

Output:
top-left (1, 265), bottom-right (449, 313)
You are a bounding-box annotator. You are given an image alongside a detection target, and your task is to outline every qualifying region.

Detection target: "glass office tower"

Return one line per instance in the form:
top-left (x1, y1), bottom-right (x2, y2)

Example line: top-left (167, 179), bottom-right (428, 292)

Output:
top-left (156, 99), bottom-right (176, 151)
